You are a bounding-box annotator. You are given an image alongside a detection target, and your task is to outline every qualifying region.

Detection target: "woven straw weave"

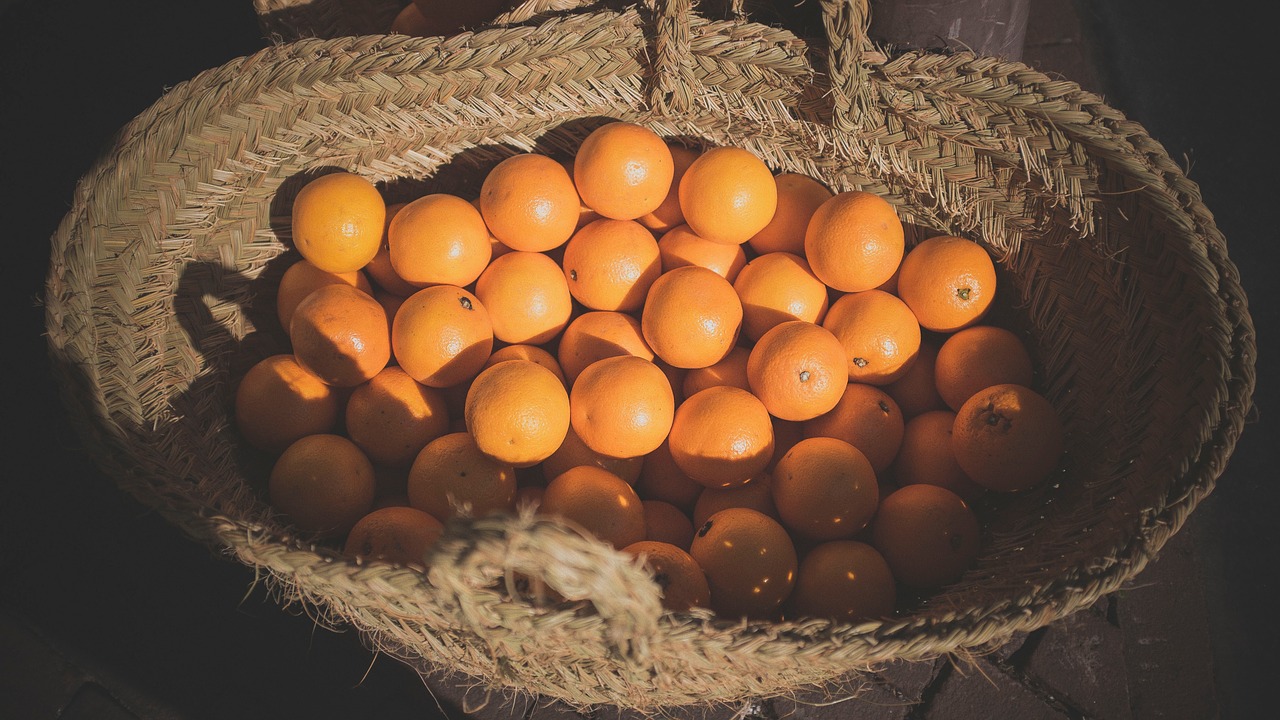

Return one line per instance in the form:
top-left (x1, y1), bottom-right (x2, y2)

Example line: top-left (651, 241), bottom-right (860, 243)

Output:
top-left (46, 0), bottom-right (1255, 711)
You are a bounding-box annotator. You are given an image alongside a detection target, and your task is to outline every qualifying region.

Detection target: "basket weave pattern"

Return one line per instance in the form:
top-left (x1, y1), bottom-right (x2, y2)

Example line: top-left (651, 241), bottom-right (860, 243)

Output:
top-left (46, 0), bottom-right (1255, 710)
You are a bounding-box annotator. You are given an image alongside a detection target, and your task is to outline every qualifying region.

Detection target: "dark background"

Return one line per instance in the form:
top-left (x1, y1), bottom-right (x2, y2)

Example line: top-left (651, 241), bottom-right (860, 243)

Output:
top-left (1, 1), bottom-right (1273, 718)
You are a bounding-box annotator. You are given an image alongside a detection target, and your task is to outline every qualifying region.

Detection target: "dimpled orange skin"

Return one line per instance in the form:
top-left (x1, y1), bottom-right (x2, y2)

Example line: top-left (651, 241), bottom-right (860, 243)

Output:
top-left (732, 251), bottom-right (830, 343)
top-left (934, 325), bottom-right (1035, 412)
top-left (474, 250), bottom-right (573, 345)
top-left (770, 436), bottom-right (879, 542)
top-left (637, 143), bottom-right (701, 234)
top-left (623, 540), bottom-right (711, 612)
top-left (556, 310), bottom-right (655, 385)
top-left (392, 285), bottom-right (494, 388)
top-left (804, 190), bottom-right (904, 292)
top-left (235, 354), bottom-right (341, 454)
top-left (871, 484), bottom-right (982, 589)
top-left (787, 540), bottom-right (896, 623)
top-left (479, 153), bottom-right (580, 252)
top-left (802, 382), bottom-right (905, 475)
top-left (893, 409), bottom-right (987, 502)
top-left (682, 345), bottom-right (752, 398)
top-left (344, 365), bottom-right (451, 468)
top-left (641, 500), bottom-right (696, 550)
top-left (573, 121), bottom-right (675, 220)
top-left (656, 224), bottom-right (748, 282)
top-left (365, 203), bottom-right (422, 297)
top-left (952, 383), bottom-right (1064, 492)
top-left (289, 283), bottom-right (391, 388)
top-left (343, 506), bottom-right (445, 568)
top-left (540, 465), bottom-right (647, 549)
top-left (895, 235), bottom-right (998, 332)
top-left (290, 171), bottom-right (386, 274)
top-left (407, 431), bottom-right (517, 522)
top-left (570, 355), bottom-right (675, 460)
top-left (678, 146), bottom-right (779, 246)
top-left (275, 258), bottom-right (373, 333)
top-left (387, 192), bottom-right (492, 288)
top-left (668, 386), bottom-right (775, 490)
top-left (542, 422), bottom-right (645, 485)
top-left (884, 338), bottom-right (946, 419)
top-left (689, 507), bottom-right (797, 620)
top-left (747, 172), bottom-right (834, 257)
top-left (821, 289), bottom-right (922, 385)
top-left (268, 433), bottom-right (377, 538)
top-left (641, 265), bottom-right (744, 370)
top-left (691, 473), bottom-right (779, 529)
top-left (634, 437), bottom-right (704, 514)
top-left (465, 359), bottom-right (571, 468)
top-left (483, 344), bottom-right (567, 387)
top-left (561, 218), bottom-right (663, 312)
top-left (746, 320), bottom-right (848, 422)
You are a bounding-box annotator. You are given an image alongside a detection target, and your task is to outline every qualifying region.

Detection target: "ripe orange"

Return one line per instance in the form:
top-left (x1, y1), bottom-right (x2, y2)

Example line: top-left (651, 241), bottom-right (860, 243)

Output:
top-left (470, 196), bottom-right (515, 259)
top-left (561, 218), bottom-right (662, 312)
top-left (343, 506), bottom-right (445, 568)
top-left (542, 417), bottom-right (646, 485)
top-left (884, 337), bottom-right (945, 418)
top-left (732, 252), bottom-right (830, 342)
top-left (804, 190), bottom-right (904, 292)
top-left (892, 409), bottom-right (985, 502)
top-left (573, 121), bottom-right (675, 220)
top-left (474, 251), bottom-right (573, 345)
top-left (787, 540), bottom-right (896, 623)
top-left (871, 484), bottom-right (981, 589)
top-left (747, 172), bottom-right (833, 256)
top-left (681, 345), bottom-right (751, 398)
top-left (407, 431), bottom-right (517, 521)
top-left (290, 171), bottom-right (386, 273)
top-left (344, 366), bottom-right (450, 468)
top-left (464, 359), bottom-right (571, 467)
top-left (275, 258), bottom-right (373, 333)
top-left (392, 285), bottom-right (493, 388)
top-left (389, 2), bottom-right (433, 35)
top-left (268, 433), bottom-right (377, 538)
top-left (641, 500), bottom-right (696, 550)
top-left (934, 325), bottom-right (1035, 411)
top-left (802, 382), bottom-right (905, 475)
top-left (641, 265), bottom-right (743, 369)
top-left (289, 283), bottom-right (391, 387)
top-left (821, 289), bottom-right (922, 385)
top-left (655, 223), bottom-right (748, 282)
top-left (364, 202), bottom-right (421, 297)
top-left (540, 465), bottom-right (646, 549)
top-left (691, 473), bottom-right (778, 529)
top-left (637, 143), bottom-right (700, 233)
top-left (678, 146), bottom-right (778, 245)
top-left (623, 540), bottom-right (711, 612)
top-left (482, 344), bottom-right (567, 387)
top-left (770, 436), bottom-right (879, 542)
top-left (387, 192), bottom-right (492, 288)
top-left (570, 355), bottom-right (675, 459)
top-left (668, 386), bottom-right (774, 489)
top-left (235, 354), bottom-right (341, 454)
top-left (746, 320), bottom-right (848, 422)
top-left (479, 153), bottom-right (580, 252)
top-left (689, 507), bottom-right (797, 620)
top-left (633, 437), bottom-right (704, 514)
top-left (555, 310), bottom-right (654, 385)
top-left (896, 235), bottom-right (997, 332)
top-left (952, 383), bottom-right (1063, 492)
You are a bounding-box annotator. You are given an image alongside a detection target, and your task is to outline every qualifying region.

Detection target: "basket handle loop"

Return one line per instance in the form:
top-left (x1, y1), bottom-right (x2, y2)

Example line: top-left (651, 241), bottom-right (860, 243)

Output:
top-left (820, 0), bottom-right (877, 133)
top-left (647, 0), bottom-right (699, 114)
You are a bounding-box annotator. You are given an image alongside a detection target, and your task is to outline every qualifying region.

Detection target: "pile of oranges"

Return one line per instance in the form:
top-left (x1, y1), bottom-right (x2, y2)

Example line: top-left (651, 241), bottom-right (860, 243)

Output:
top-left (235, 119), bottom-right (1065, 624)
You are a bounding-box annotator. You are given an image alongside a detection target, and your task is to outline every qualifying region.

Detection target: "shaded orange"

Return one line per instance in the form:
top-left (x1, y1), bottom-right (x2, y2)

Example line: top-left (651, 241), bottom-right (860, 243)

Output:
top-left (392, 285), bottom-right (493, 388)
top-left (561, 218), bottom-right (662, 312)
top-left (733, 251), bottom-right (830, 342)
top-left (656, 223), bottom-right (748, 282)
top-left (802, 382), bottom-right (905, 475)
top-left (407, 431), bottom-right (517, 521)
top-left (892, 409), bottom-right (986, 502)
top-left (290, 283), bottom-right (391, 387)
top-left (871, 484), bottom-right (981, 589)
top-left (771, 436), bottom-right (879, 542)
top-left (570, 355), bottom-right (675, 459)
top-left (276, 257), bottom-right (373, 332)
top-left (235, 354), bottom-right (340, 454)
top-left (555, 310), bottom-right (654, 385)
top-left (344, 365), bottom-right (450, 468)
top-left (268, 433), bottom-right (376, 538)
top-left (951, 383), bottom-right (1063, 492)
top-left (747, 172), bottom-right (833, 256)
top-left (540, 465), bottom-right (646, 549)
top-left (343, 506), bottom-right (445, 568)
top-left (804, 190), bottom-right (904, 292)
top-left (623, 540), bottom-right (710, 612)
top-left (637, 143), bottom-right (700, 234)
top-left (934, 325), bottom-right (1034, 411)
top-left (668, 386), bottom-right (774, 489)
top-left (689, 507), bottom-right (796, 620)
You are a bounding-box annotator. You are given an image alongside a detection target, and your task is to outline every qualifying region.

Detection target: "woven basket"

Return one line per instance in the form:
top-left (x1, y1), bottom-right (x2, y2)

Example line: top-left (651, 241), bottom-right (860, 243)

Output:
top-left (46, 0), bottom-right (1255, 711)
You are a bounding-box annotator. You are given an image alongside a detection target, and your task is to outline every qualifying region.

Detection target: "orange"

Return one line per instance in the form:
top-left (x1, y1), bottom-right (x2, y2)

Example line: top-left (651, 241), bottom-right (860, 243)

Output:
top-left (344, 366), bottom-right (450, 467)
top-left (569, 355), bottom-right (675, 459)
top-left (802, 382), bottom-right (905, 475)
top-left (746, 320), bottom-right (847, 422)
top-left (540, 465), bottom-right (646, 549)
top-left (732, 251), bottom-right (830, 342)
top-left (365, 203), bottom-right (420, 295)
top-left (689, 507), bottom-right (797, 620)
top-left (474, 251), bottom-right (573, 345)
top-left (633, 438), bottom-right (704, 514)
top-left (623, 540), bottom-right (710, 612)
top-left (479, 152), bottom-right (580, 252)
top-left (681, 345), bottom-right (751, 399)
top-left (952, 383), bottom-right (1063, 492)
top-left (691, 473), bottom-right (778, 529)
top-left (821, 289), bottom-right (922, 385)
top-left (290, 171), bottom-right (386, 273)
top-left (464, 359), bottom-right (571, 467)
top-left (289, 283), bottom-right (391, 387)
top-left (542, 422), bottom-right (645, 486)
top-left (787, 540), bottom-right (895, 623)
top-left (871, 484), bottom-right (981, 589)
top-left (561, 218), bottom-right (663, 312)
top-left (389, 2), bottom-right (433, 35)
top-left (678, 146), bottom-right (778, 245)
top-left (555, 158), bottom-right (604, 231)
top-left (641, 500), bottom-right (696, 550)
top-left (637, 143), bottom-right (700, 233)
top-left (407, 431), bottom-right (517, 521)
top-left (934, 325), bottom-right (1034, 411)
top-left (804, 190), bottom-right (904, 292)
top-left (573, 121), bottom-right (675, 220)
top-left (656, 359), bottom-right (689, 407)
top-left (555, 310), bottom-right (654, 385)
top-left (656, 223), bottom-right (747, 282)
top-left (747, 172), bottom-right (833, 256)
top-left (387, 192), bottom-right (492, 288)
top-left (234, 354), bottom-right (341, 454)
top-left (884, 337), bottom-right (945, 418)
top-left (470, 196), bottom-right (515, 260)
top-left (343, 506), bottom-right (445, 568)
top-left (374, 289), bottom-right (407, 349)
top-left (482, 344), bottom-right (567, 387)
top-left (668, 386), bottom-right (774, 489)
top-left (268, 433), bottom-right (376, 538)
top-left (275, 258), bottom-right (373, 332)
top-left (771, 436), bottom-right (879, 542)
top-left (405, 0), bottom-right (515, 35)
top-left (896, 235), bottom-right (997, 332)
top-left (892, 409), bottom-right (986, 502)
top-left (392, 285), bottom-right (493, 388)
top-left (641, 265), bottom-right (743, 369)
